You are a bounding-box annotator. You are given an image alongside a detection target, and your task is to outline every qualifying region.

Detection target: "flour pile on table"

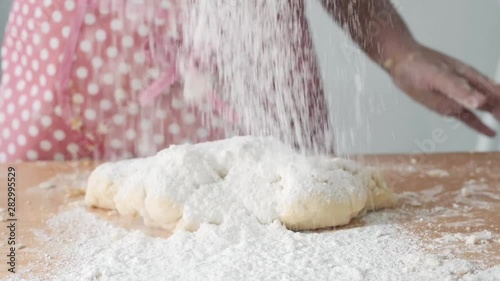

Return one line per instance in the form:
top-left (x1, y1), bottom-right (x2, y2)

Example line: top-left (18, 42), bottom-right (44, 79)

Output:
top-left (15, 206), bottom-right (498, 281)
top-left (85, 136), bottom-right (394, 232)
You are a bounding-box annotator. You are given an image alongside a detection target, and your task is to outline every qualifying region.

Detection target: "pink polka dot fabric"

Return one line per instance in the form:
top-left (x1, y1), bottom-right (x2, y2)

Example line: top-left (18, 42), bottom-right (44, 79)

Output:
top-left (0, 0), bottom-right (222, 162)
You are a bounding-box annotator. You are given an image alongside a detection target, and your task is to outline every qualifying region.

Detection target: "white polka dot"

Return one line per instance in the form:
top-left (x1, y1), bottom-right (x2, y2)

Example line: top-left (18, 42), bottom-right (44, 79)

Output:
top-left (0, 113), bottom-right (4, 123)
top-left (40, 140), bottom-right (52, 151)
top-left (153, 135), bottom-right (164, 145)
top-left (183, 113), bottom-right (196, 124)
top-left (0, 153), bottom-right (5, 162)
top-left (31, 59), bottom-right (39, 71)
top-left (102, 73), bottom-right (114, 85)
top-left (54, 153), bottom-right (65, 161)
top-left (4, 88), bottom-right (13, 99)
top-left (41, 116), bottom-right (52, 127)
top-left (18, 95), bottom-right (27, 106)
top-left (49, 37), bottom-right (59, 49)
top-left (84, 13), bottom-right (96, 25)
top-left (154, 18), bottom-right (166, 26)
top-left (17, 135), bottom-right (27, 146)
top-left (2, 73), bottom-right (10, 84)
top-left (54, 105), bottom-right (62, 116)
top-left (76, 67), bottom-right (88, 79)
top-left (155, 110), bottom-right (167, 119)
top-left (28, 125), bottom-right (39, 137)
top-left (7, 144), bottom-right (16, 155)
top-left (15, 15), bottom-right (23, 26)
top-left (2, 128), bottom-right (10, 138)
top-left (7, 103), bottom-right (15, 114)
top-left (43, 90), bottom-right (54, 102)
top-left (127, 103), bottom-right (140, 115)
top-left (172, 98), bottom-right (184, 109)
top-left (91, 57), bottom-right (103, 69)
top-left (131, 79), bottom-right (142, 91)
top-left (110, 19), bottom-right (123, 31)
top-left (147, 68), bottom-right (161, 80)
top-left (32, 100), bottom-right (42, 112)
top-left (110, 139), bottom-right (123, 149)
top-left (197, 128), bottom-right (209, 139)
top-left (122, 36), bottom-right (134, 48)
top-left (140, 120), bottom-right (152, 130)
top-left (40, 49), bottom-right (49, 60)
top-left (30, 85), bottom-right (39, 97)
top-left (16, 79), bottom-right (26, 91)
top-left (113, 114), bottom-right (125, 125)
top-left (41, 22), bottom-right (50, 34)
top-left (168, 123), bottom-right (180, 135)
top-left (27, 150), bottom-right (38, 160)
top-left (62, 26), bottom-right (70, 38)
top-left (87, 83), bottom-right (99, 95)
top-left (53, 130), bottom-right (66, 141)
top-left (125, 129), bottom-right (136, 140)
top-left (137, 24), bottom-right (149, 37)
top-left (27, 19), bottom-right (35, 30)
top-left (84, 109), bottom-right (97, 120)
top-left (34, 7), bottom-right (42, 18)
top-left (52, 10), bottom-right (63, 22)
top-left (118, 63), bottom-right (130, 74)
top-left (33, 33), bottom-right (41, 45)
top-left (25, 44), bottom-right (33, 56)
top-left (99, 99), bottom-right (112, 111)
top-left (47, 64), bottom-right (57, 76)
top-left (67, 143), bottom-right (79, 154)
top-left (43, 0), bottom-right (52, 7)
top-left (1, 62), bottom-right (8, 73)
top-left (114, 89), bottom-right (126, 102)
top-left (106, 46), bottom-right (118, 58)
top-left (25, 70), bottom-right (33, 82)
top-left (39, 75), bottom-right (47, 86)
top-left (95, 29), bottom-right (107, 42)
top-left (134, 52), bottom-right (146, 64)
top-left (65, 0), bottom-right (75, 11)
top-left (72, 93), bottom-right (84, 104)
top-left (12, 119), bottom-right (20, 130)
top-left (80, 40), bottom-right (92, 53)
top-left (14, 65), bottom-right (22, 77)
top-left (22, 3), bottom-right (29, 15)
top-left (100, 6), bottom-right (110, 15)
top-left (11, 52), bottom-right (18, 62)
top-left (21, 109), bottom-right (30, 121)
top-left (15, 40), bottom-right (22, 51)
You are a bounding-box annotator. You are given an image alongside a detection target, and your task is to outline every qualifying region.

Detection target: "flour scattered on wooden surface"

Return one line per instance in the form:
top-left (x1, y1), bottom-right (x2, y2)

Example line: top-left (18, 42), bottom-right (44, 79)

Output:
top-left (12, 204), bottom-right (498, 281)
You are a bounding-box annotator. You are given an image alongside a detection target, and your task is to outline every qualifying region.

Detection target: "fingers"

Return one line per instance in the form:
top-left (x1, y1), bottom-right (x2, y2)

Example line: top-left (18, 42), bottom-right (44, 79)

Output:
top-left (452, 108), bottom-right (496, 137)
top-left (430, 70), bottom-right (487, 110)
top-left (452, 62), bottom-right (500, 100)
top-left (421, 91), bottom-right (496, 137)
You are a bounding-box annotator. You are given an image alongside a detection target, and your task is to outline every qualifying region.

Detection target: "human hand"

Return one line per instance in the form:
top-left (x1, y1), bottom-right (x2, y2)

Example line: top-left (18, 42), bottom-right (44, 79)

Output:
top-left (386, 44), bottom-right (500, 137)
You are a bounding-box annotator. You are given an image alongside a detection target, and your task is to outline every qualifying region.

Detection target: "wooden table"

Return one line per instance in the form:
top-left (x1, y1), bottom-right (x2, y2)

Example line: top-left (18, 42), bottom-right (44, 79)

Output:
top-left (0, 153), bottom-right (498, 279)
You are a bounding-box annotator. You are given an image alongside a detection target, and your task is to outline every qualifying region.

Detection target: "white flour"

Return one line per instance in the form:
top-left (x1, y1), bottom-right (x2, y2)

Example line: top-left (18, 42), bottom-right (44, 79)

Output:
top-left (13, 203), bottom-right (499, 281)
top-left (178, 0), bottom-right (333, 155)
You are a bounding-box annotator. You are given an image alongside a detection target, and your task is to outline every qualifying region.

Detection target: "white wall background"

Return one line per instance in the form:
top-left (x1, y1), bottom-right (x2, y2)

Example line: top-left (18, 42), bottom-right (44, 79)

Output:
top-left (1, 0), bottom-right (499, 154)
top-left (307, 0), bottom-right (500, 154)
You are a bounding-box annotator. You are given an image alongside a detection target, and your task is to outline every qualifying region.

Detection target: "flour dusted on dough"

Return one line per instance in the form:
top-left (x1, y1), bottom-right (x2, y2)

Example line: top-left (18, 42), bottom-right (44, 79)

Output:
top-left (85, 136), bottom-right (395, 232)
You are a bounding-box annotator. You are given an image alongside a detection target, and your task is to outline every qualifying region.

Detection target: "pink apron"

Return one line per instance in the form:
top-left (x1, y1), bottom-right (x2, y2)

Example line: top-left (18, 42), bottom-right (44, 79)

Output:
top-left (0, 0), bottom-right (330, 162)
top-left (0, 0), bottom-right (224, 162)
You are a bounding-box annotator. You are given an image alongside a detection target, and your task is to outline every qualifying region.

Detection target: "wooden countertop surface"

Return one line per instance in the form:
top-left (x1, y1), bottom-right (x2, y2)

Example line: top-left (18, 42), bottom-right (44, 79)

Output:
top-left (0, 152), bottom-right (498, 279)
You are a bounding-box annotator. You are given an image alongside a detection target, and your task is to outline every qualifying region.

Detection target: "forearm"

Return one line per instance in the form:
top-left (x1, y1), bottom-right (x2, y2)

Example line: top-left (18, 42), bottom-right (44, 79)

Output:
top-left (320, 0), bottom-right (417, 70)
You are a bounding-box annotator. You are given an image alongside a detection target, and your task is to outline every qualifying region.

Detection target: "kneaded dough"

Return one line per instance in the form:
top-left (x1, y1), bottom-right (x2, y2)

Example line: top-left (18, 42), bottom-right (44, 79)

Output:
top-left (85, 136), bottom-right (395, 232)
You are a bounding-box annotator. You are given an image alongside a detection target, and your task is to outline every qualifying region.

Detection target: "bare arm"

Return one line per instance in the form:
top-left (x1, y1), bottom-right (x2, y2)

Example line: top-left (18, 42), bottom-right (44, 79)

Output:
top-left (320, 0), bottom-right (415, 68)
top-left (319, 0), bottom-right (500, 137)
